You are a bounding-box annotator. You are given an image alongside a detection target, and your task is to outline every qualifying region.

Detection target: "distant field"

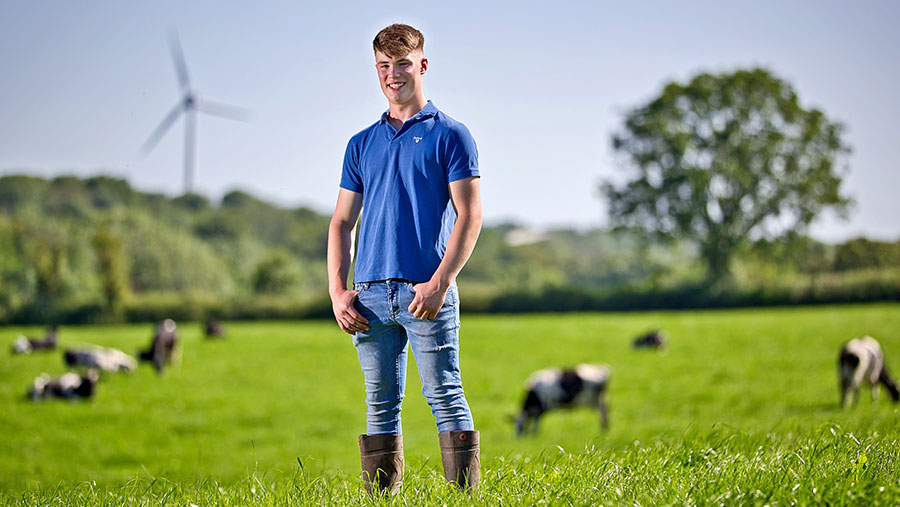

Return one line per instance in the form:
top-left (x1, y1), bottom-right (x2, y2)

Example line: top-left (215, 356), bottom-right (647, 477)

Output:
top-left (1, 303), bottom-right (899, 504)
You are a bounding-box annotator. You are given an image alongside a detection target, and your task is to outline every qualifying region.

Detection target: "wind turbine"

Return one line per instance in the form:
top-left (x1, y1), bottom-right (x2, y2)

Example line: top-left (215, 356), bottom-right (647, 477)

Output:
top-left (142, 29), bottom-right (249, 195)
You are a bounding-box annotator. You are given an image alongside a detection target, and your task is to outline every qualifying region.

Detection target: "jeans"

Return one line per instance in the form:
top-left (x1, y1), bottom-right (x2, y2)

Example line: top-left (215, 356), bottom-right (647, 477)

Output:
top-left (352, 279), bottom-right (474, 435)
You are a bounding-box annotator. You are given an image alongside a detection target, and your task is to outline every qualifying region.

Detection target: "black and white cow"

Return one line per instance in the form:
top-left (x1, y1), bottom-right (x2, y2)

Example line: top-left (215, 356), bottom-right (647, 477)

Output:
top-left (838, 336), bottom-right (899, 408)
top-left (29, 369), bottom-right (100, 401)
top-left (632, 329), bottom-right (666, 349)
top-left (11, 325), bottom-right (58, 355)
top-left (64, 346), bottom-right (137, 373)
top-left (516, 364), bottom-right (611, 436)
top-left (138, 319), bottom-right (178, 373)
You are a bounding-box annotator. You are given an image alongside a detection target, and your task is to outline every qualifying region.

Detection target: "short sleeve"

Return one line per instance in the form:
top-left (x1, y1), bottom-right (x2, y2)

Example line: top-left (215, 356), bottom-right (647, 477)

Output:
top-left (441, 124), bottom-right (480, 183)
top-left (340, 138), bottom-right (363, 193)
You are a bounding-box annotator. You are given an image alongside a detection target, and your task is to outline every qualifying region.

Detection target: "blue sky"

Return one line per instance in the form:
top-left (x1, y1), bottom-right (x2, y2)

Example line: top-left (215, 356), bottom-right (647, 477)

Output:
top-left (1, 1), bottom-right (898, 242)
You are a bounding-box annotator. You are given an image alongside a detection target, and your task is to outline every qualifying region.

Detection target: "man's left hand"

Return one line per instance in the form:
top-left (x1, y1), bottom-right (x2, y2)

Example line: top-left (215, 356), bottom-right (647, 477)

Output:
top-left (408, 280), bottom-right (447, 320)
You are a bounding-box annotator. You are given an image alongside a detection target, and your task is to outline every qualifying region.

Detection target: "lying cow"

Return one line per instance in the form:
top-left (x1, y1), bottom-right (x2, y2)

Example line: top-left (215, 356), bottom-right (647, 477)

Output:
top-left (64, 346), bottom-right (137, 373)
top-left (516, 363), bottom-right (611, 436)
top-left (11, 325), bottom-right (58, 355)
top-left (633, 329), bottom-right (666, 349)
top-left (29, 369), bottom-right (100, 401)
top-left (138, 319), bottom-right (178, 373)
top-left (839, 336), bottom-right (899, 408)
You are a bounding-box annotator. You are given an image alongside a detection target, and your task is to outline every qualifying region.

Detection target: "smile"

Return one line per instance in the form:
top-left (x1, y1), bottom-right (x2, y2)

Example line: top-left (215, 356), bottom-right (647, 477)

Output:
top-left (387, 82), bottom-right (404, 90)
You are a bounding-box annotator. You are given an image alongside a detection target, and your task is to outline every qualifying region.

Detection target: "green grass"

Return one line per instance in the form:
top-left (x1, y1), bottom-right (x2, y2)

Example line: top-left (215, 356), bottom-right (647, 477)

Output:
top-left (1, 303), bottom-right (899, 504)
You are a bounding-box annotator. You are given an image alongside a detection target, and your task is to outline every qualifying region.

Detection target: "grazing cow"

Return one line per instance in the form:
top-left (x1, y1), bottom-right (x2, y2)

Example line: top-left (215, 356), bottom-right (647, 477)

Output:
top-left (29, 369), bottom-right (100, 401)
top-left (204, 320), bottom-right (226, 339)
top-left (516, 364), bottom-right (611, 436)
top-left (839, 336), bottom-right (900, 408)
top-left (64, 346), bottom-right (137, 373)
top-left (10, 325), bottom-right (58, 355)
top-left (633, 329), bottom-right (666, 349)
top-left (138, 319), bottom-right (178, 373)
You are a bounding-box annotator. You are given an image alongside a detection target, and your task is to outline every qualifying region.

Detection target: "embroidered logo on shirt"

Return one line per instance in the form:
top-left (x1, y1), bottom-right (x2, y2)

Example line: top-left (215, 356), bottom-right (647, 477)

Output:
top-left (413, 136), bottom-right (422, 143)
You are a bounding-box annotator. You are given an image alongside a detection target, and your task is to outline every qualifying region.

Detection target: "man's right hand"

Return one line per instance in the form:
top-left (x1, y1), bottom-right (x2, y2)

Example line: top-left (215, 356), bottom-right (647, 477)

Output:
top-left (331, 289), bottom-right (370, 335)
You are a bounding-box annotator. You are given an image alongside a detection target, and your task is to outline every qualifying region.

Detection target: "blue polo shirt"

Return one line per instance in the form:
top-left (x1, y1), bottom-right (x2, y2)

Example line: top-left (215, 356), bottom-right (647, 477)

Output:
top-left (340, 101), bottom-right (479, 283)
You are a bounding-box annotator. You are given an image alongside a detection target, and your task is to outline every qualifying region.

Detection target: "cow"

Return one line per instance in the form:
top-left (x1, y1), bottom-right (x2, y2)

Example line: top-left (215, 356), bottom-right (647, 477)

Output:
top-left (839, 336), bottom-right (899, 408)
top-left (29, 369), bottom-right (100, 401)
top-left (204, 320), bottom-right (226, 339)
top-left (138, 319), bottom-right (178, 373)
top-left (633, 329), bottom-right (666, 349)
top-left (10, 325), bottom-right (58, 355)
top-left (64, 346), bottom-right (137, 373)
top-left (516, 363), bottom-right (611, 436)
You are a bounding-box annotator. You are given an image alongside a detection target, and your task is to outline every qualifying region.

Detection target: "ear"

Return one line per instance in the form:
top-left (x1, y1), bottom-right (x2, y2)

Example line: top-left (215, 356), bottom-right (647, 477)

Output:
top-left (420, 57), bottom-right (428, 74)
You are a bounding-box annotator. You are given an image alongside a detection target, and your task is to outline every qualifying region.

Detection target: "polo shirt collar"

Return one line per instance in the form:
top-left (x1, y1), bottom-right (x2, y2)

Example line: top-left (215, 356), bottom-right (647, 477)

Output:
top-left (380, 100), bottom-right (438, 125)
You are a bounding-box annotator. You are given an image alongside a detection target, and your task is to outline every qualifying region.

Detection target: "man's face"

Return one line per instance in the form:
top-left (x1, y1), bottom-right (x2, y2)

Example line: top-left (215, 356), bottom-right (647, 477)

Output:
top-left (375, 49), bottom-right (427, 106)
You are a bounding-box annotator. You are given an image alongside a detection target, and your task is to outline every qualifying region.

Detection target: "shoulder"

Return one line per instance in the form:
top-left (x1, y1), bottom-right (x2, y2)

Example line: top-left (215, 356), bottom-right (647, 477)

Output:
top-left (430, 111), bottom-right (477, 159)
top-left (432, 110), bottom-right (475, 142)
top-left (346, 119), bottom-right (383, 147)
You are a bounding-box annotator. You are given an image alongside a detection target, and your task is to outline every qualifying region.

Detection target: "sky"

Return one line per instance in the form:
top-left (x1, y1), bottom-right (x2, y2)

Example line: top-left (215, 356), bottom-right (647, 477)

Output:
top-left (1, 1), bottom-right (898, 242)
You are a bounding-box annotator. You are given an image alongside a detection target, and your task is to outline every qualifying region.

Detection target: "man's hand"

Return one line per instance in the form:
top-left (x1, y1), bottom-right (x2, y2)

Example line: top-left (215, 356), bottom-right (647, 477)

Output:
top-left (408, 279), bottom-right (448, 320)
top-left (331, 288), bottom-right (370, 334)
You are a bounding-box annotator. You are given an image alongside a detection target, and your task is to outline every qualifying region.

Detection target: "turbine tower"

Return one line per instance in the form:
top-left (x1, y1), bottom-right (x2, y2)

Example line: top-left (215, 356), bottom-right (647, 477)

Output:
top-left (141, 29), bottom-right (248, 194)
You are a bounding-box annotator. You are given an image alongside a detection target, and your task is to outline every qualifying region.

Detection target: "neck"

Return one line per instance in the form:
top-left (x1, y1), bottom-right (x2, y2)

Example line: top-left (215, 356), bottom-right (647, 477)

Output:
top-left (386, 97), bottom-right (428, 127)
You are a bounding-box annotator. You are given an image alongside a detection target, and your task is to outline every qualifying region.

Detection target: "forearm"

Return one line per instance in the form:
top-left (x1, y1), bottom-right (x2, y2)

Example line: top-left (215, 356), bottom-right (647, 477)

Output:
top-left (430, 210), bottom-right (482, 288)
top-left (327, 219), bottom-right (354, 297)
top-left (327, 213), bottom-right (369, 334)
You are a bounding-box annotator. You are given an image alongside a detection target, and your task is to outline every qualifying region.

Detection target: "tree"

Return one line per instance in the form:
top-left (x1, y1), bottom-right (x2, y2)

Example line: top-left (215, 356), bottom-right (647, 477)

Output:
top-left (29, 229), bottom-right (69, 321)
top-left (0, 175), bottom-right (48, 214)
top-left (833, 238), bottom-right (900, 272)
top-left (603, 68), bottom-right (852, 284)
top-left (92, 225), bottom-right (130, 316)
top-left (251, 250), bottom-right (300, 295)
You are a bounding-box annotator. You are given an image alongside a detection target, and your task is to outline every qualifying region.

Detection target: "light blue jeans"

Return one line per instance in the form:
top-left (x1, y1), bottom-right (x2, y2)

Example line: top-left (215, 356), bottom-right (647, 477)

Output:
top-left (352, 279), bottom-right (474, 435)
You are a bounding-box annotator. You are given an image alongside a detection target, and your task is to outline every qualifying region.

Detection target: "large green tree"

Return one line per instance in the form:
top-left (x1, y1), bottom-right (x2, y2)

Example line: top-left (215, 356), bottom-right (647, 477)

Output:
top-left (603, 68), bottom-right (852, 284)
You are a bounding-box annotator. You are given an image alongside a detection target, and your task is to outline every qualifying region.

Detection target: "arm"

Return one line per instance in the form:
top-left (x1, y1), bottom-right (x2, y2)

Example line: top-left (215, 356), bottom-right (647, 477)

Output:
top-left (327, 188), bottom-right (369, 334)
top-left (408, 176), bottom-right (482, 320)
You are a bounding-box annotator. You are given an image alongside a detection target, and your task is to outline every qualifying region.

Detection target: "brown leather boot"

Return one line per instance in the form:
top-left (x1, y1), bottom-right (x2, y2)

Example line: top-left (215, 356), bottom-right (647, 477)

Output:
top-left (438, 430), bottom-right (480, 490)
top-left (358, 434), bottom-right (404, 495)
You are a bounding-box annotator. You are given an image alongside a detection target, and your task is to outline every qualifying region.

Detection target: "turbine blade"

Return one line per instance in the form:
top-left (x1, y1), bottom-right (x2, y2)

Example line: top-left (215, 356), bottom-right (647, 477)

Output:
top-left (167, 29), bottom-right (191, 92)
top-left (196, 97), bottom-right (251, 122)
top-left (141, 102), bottom-right (185, 154)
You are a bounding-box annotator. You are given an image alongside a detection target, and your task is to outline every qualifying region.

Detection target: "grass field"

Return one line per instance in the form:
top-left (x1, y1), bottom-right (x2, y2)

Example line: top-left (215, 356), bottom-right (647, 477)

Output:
top-left (1, 303), bottom-right (899, 505)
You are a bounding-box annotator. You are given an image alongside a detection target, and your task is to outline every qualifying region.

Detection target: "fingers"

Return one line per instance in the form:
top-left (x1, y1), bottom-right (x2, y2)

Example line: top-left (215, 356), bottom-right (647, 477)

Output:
top-left (408, 300), bottom-right (425, 320)
top-left (341, 307), bottom-right (369, 333)
top-left (333, 290), bottom-right (369, 334)
top-left (339, 317), bottom-right (368, 334)
top-left (345, 305), bottom-right (369, 326)
top-left (339, 317), bottom-right (367, 334)
top-left (408, 299), bottom-right (438, 320)
top-left (407, 282), bottom-right (447, 320)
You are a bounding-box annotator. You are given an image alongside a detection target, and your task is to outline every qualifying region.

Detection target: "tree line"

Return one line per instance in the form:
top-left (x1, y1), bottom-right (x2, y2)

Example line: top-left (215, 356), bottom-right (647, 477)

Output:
top-left (0, 173), bottom-right (896, 325)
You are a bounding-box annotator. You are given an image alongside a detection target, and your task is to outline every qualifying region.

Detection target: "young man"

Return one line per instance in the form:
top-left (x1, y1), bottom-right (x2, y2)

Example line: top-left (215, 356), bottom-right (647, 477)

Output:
top-left (327, 24), bottom-right (482, 494)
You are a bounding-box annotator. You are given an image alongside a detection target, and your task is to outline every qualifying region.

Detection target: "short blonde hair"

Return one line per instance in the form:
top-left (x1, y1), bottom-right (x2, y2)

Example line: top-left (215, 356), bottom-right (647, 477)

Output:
top-left (373, 24), bottom-right (424, 57)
